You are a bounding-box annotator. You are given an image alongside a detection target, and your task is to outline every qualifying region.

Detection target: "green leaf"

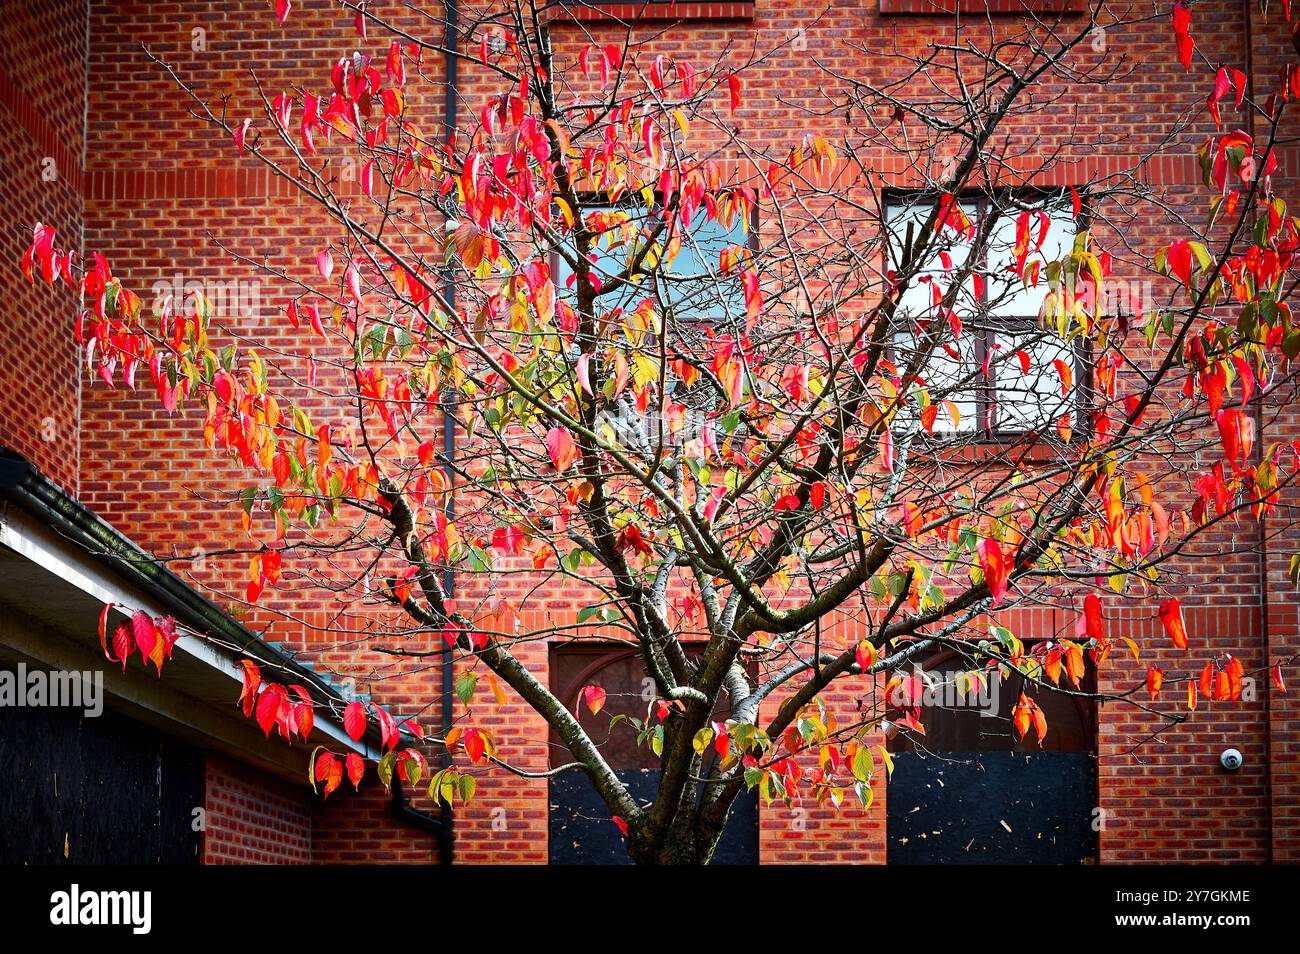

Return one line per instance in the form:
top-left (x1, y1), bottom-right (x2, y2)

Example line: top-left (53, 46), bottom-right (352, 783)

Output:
top-left (454, 671), bottom-right (478, 705)
top-left (851, 744), bottom-right (874, 783)
top-left (692, 727), bottom-right (714, 755)
top-left (376, 750), bottom-right (396, 790)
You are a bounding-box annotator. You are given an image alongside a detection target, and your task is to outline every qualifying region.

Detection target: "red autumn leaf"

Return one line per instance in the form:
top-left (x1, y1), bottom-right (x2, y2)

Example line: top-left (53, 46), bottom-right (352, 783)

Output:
top-left (1044, 646), bottom-right (1063, 685)
top-left (345, 752), bottom-right (365, 790)
top-left (304, 302), bottom-right (326, 340)
top-left (313, 750), bottom-right (342, 797)
top-left (261, 548), bottom-right (282, 584)
top-left (612, 815), bottom-right (629, 836)
top-left (1011, 694), bottom-right (1033, 740)
top-left (1215, 407), bottom-right (1254, 469)
top-left (313, 749), bottom-right (336, 785)
top-left (920, 404), bottom-right (939, 434)
top-left (1063, 642), bottom-right (1085, 687)
top-left (131, 610), bottom-right (157, 660)
top-left (1032, 706), bottom-right (1048, 744)
top-left (1147, 666), bottom-right (1165, 699)
top-left (1273, 665), bottom-right (1287, 693)
top-left (1083, 593), bottom-right (1105, 642)
top-left (111, 623), bottom-right (133, 671)
top-left (274, 0), bottom-right (291, 25)
top-left (343, 700), bottom-right (367, 742)
top-left (1225, 655), bottom-right (1244, 700)
top-left (255, 685), bottom-right (284, 738)
top-left (726, 74), bottom-right (741, 113)
top-left (346, 261), bottom-right (363, 302)
top-left (810, 481), bottom-right (826, 510)
top-left (97, 602), bottom-right (116, 662)
top-left (375, 704), bottom-right (399, 752)
top-left (316, 248), bottom-right (334, 280)
top-left (580, 684), bottom-right (607, 715)
top-left (976, 537), bottom-right (1009, 605)
top-left (618, 523), bottom-right (653, 558)
top-left (1159, 597), bottom-right (1188, 650)
top-left (294, 701), bottom-right (314, 738)
top-left (1166, 239), bottom-right (1193, 286)
top-left (238, 659), bottom-right (262, 718)
top-left (463, 728), bottom-right (487, 763)
top-left (1172, 3), bottom-right (1194, 70)
top-left (545, 426), bottom-right (578, 472)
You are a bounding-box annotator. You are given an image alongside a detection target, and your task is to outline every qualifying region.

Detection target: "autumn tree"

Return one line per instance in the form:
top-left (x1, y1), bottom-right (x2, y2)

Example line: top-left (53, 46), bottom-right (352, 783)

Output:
top-left (18, 0), bottom-right (1300, 864)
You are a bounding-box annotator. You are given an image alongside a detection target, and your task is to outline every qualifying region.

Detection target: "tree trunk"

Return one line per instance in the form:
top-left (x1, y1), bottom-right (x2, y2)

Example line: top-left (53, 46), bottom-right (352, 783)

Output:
top-left (626, 804), bottom-right (728, 865)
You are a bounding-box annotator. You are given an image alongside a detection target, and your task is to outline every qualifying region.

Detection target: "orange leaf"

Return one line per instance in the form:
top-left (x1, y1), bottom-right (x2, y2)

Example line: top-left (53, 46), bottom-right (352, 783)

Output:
top-left (1147, 666), bottom-right (1164, 699)
top-left (1159, 598), bottom-right (1188, 650)
top-left (977, 537), bottom-right (1009, 605)
top-left (580, 684), bottom-right (606, 715)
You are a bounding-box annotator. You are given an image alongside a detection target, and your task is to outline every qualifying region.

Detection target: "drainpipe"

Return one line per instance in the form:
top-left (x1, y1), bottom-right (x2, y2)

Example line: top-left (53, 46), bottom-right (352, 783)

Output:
top-left (391, 777), bottom-right (449, 858)
top-left (1242, 0), bottom-right (1274, 863)
top-left (437, 0), bottom-right (460, 866)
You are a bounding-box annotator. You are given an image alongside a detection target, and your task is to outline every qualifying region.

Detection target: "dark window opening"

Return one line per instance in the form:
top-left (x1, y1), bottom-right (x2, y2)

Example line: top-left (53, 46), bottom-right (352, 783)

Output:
top-left (885, 645), bottom-right (1097, 754)
top-left (547, 642), bottom-right (760, 864)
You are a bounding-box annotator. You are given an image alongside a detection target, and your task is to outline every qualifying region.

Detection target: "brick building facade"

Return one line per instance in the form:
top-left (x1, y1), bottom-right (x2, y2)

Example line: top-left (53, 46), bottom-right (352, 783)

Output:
top-left (1, 0), bottom-right (1297, 864)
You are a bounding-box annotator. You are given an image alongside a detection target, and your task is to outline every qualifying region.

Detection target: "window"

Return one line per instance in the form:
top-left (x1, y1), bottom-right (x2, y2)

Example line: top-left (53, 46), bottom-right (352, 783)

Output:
top-left (549, 642), bottom-right (755, 770)
top-left (551, 200), bottom-right (754, 447)
top-left (885, 646), bottom-right (1096, 754)
top-left (887, 193), bottom-right (1081, 440)
top-left (548, 643), bottom-right (761, 865)
top-left (553, 201), bottom-right (753, 327)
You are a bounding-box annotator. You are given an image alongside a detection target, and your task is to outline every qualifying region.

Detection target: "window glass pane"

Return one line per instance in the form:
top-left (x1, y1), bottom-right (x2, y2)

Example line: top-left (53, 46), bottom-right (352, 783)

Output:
top-left (986, 198), bottom-right (1076, 318)
top-left (886, 195), bottom-right (1082, 438)
top-left (553, 206), bottom-right (652, 312)
top-left (554, 206), bottom-right (748, 324)
top-left (892, 329), bottom-right (978, 433)
top-left (887, 201), bottom-right (979, 321)
top-left (992, 329), bottom-right (1076, 432)
top-left (658, 211), bottom-right (748, 324)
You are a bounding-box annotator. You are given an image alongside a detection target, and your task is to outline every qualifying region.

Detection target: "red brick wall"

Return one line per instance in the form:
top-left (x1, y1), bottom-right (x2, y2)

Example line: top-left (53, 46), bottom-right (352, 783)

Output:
top-left (312, 784), bottom-right (443, 864)
top-left (31, 0), bottom-right (1297, 865)
top-left (0, 0), bottom-right (86, 492)
top-left (202, 754), bottom-right (312, 864)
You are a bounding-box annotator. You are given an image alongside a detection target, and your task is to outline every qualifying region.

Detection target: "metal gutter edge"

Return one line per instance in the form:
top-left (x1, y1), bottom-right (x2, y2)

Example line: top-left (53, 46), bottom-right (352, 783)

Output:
top-left (0, 449), bottom-right (378, 754)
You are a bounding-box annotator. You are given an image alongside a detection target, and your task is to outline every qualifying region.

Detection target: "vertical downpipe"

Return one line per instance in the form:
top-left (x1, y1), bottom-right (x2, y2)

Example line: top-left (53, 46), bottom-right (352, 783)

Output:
top-left (1242, 0), bottom-right (1273, 862)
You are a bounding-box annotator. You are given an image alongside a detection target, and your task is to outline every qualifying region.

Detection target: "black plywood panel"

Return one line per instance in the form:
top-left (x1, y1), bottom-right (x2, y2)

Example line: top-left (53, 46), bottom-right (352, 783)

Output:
top-left (550, 769), bottom-right (759, 865)
top-left (0, 680), bottom-right (203, 864)
top-left (887, 751), bottom-right (1097, 864)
